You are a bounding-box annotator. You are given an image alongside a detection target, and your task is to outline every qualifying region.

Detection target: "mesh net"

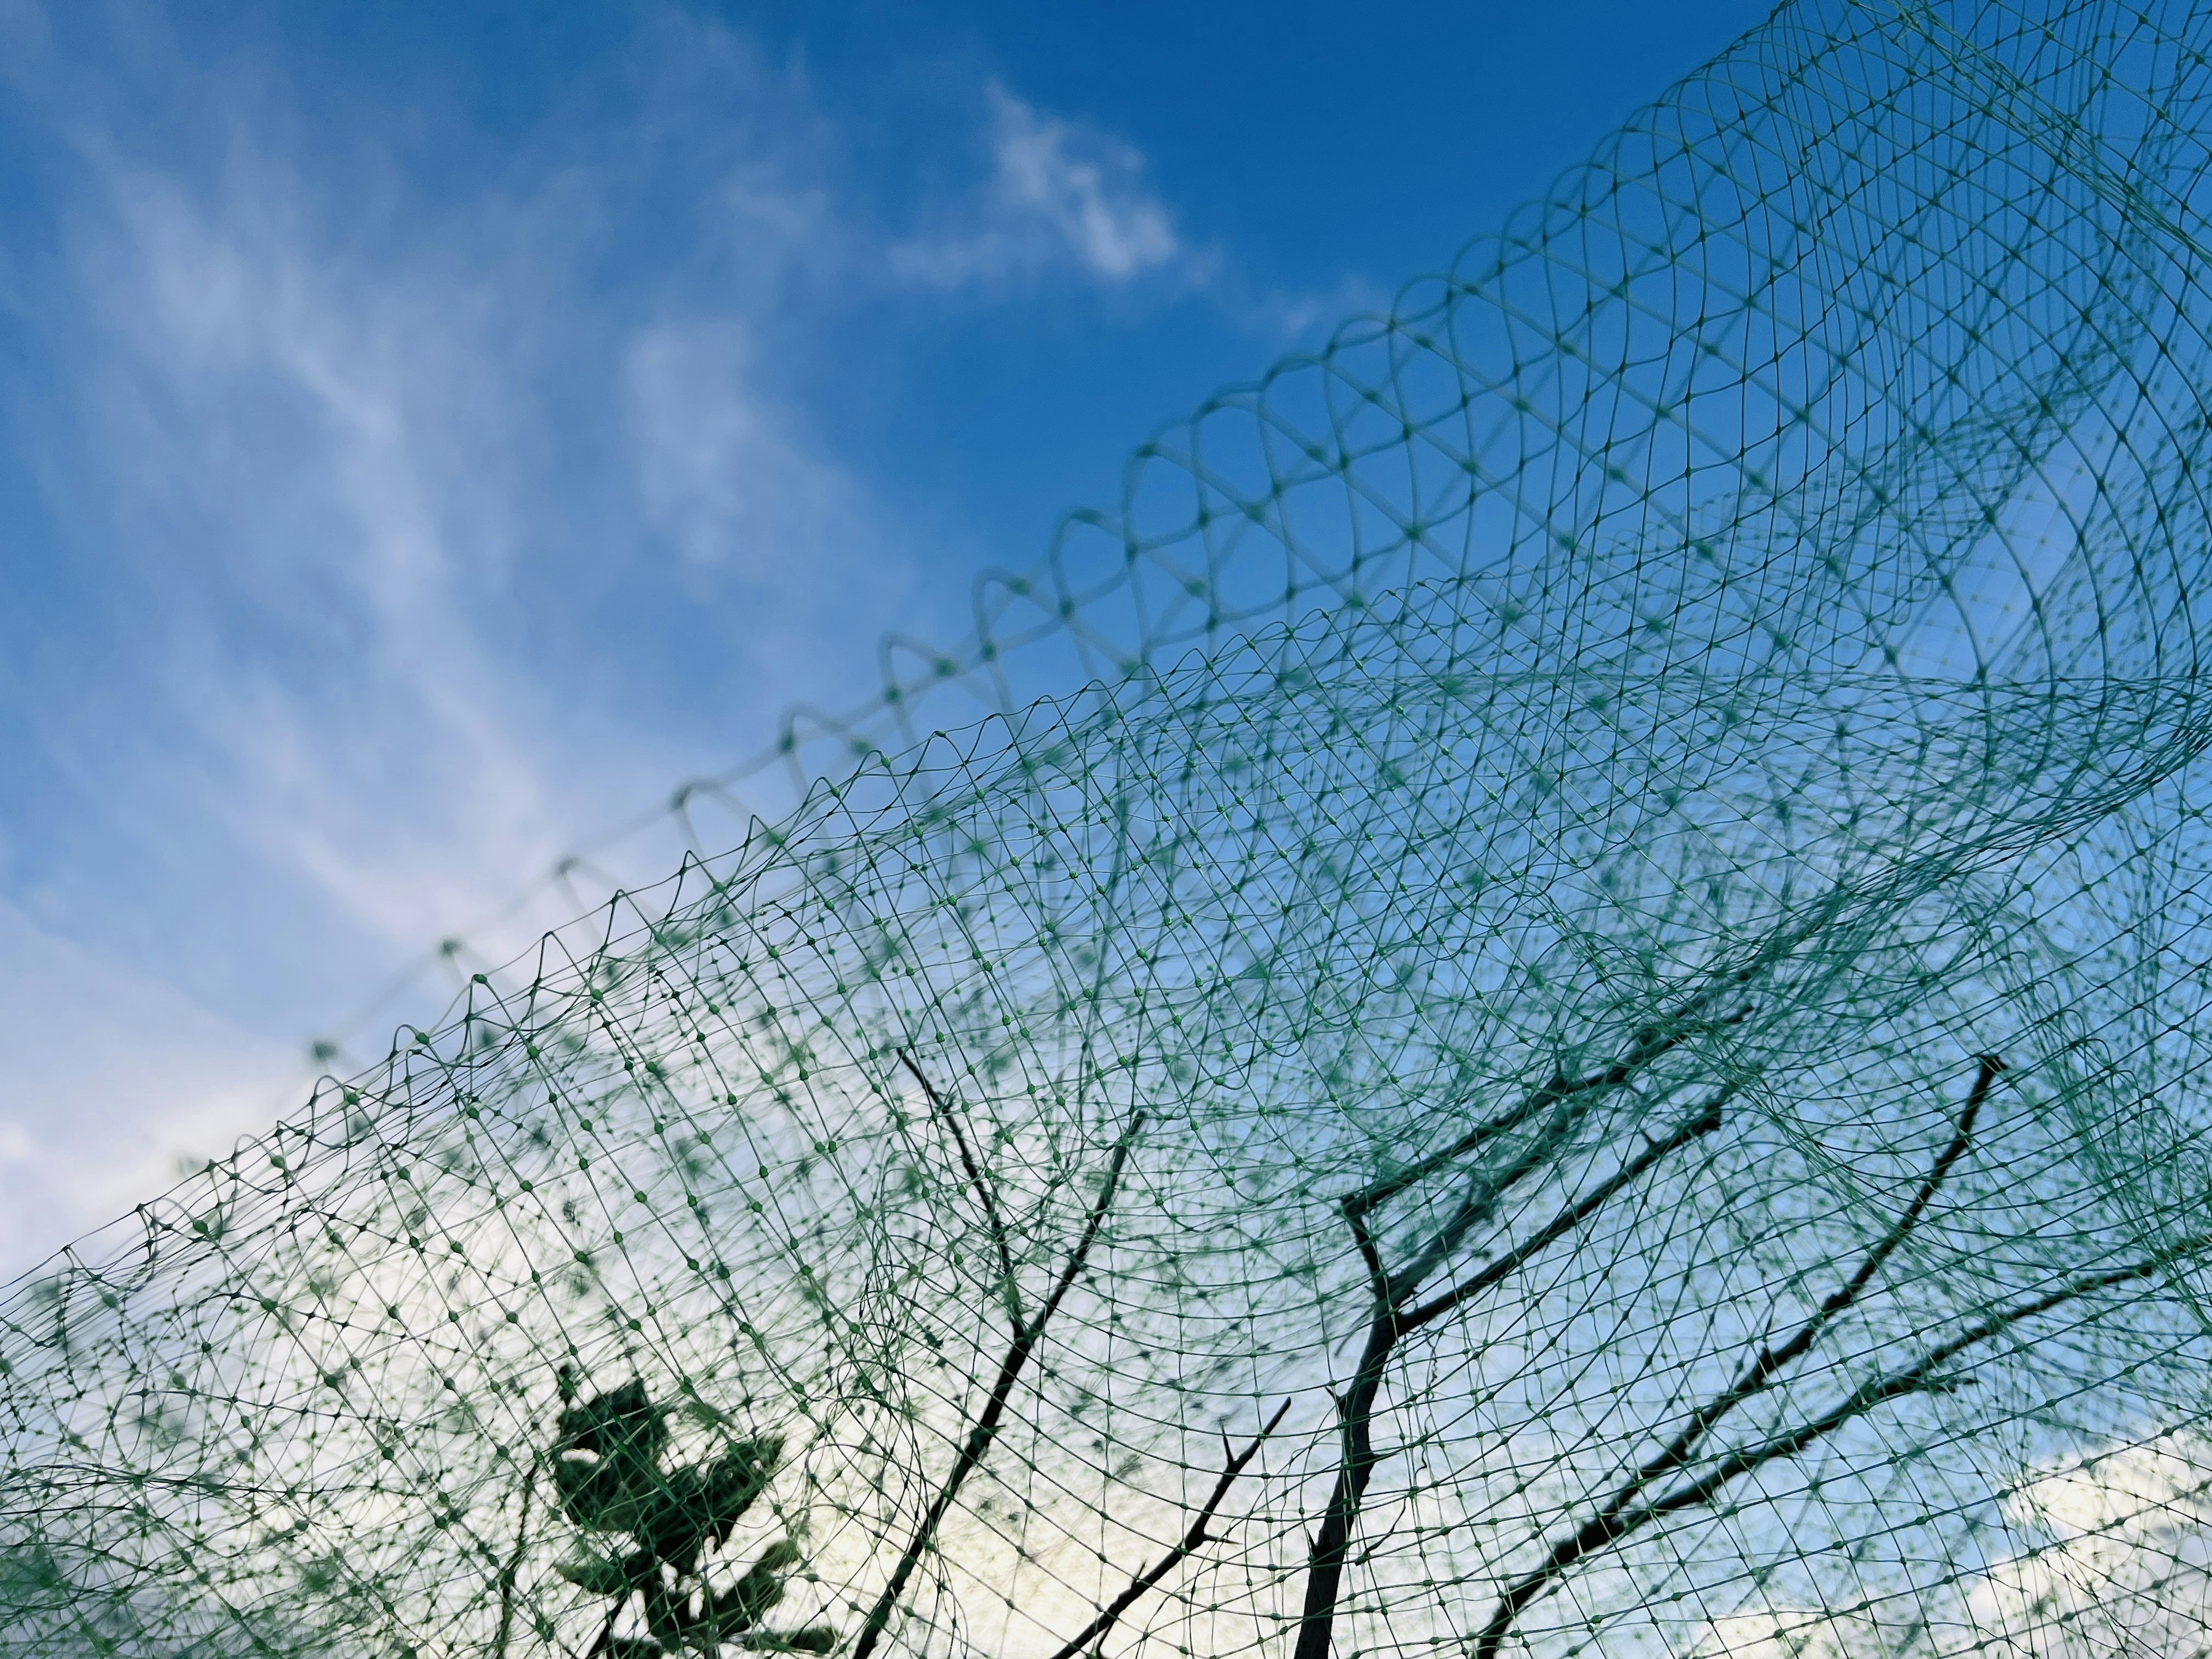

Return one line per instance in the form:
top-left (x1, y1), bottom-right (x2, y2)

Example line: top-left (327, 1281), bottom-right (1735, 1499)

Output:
top-left (16, 1), bottom-right (2212, 1654)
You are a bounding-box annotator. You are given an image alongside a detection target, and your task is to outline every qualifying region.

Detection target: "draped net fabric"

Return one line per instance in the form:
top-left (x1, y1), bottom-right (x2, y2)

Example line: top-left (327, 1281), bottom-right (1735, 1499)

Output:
top-left (14, 2), bottom-right (2212, 1656)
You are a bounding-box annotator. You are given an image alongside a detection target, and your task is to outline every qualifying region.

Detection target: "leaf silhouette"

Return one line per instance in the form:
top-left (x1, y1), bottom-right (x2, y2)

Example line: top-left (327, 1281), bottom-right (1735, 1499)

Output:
top-left (551, 1551), bottom-right (645, 1599)
top-left (552, 1377), bottom-right (669, 1535)
top-left (622, 1434), bottom-right (783, 1571)
top-left (711, 1538), bottom-right (801, 1631)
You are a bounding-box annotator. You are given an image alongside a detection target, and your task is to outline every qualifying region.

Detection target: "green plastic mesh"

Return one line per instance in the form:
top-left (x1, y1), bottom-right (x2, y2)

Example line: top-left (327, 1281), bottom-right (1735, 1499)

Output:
top-left (16, 2), bottom-right (2212, 1655)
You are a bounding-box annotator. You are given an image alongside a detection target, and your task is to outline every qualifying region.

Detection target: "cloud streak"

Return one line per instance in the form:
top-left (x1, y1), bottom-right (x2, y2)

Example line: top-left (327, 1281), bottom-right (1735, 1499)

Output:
top-left (0, 3), bottom-right (1229, 1277)
top-left (0, 896), bottom-right (296, 1277)
top-left (891, 83), bottom-right (1195, 290)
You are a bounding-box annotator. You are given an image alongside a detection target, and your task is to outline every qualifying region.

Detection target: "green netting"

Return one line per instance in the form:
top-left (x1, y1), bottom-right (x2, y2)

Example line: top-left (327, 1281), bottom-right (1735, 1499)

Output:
top-left (16, 2), bottom-right (2212, 1655)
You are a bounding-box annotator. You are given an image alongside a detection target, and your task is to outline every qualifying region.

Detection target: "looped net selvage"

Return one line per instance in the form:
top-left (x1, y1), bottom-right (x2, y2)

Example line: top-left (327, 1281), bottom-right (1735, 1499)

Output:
top-left (16, 2), bottom-right (2212, 1656)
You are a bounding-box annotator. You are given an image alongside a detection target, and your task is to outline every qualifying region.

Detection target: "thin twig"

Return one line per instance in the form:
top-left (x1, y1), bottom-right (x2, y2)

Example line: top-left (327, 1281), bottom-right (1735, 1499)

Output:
top-left (899, 1048), bottom-right (1024, 1329)
top-left (1469, 1243), bottom-right (2206, 1659)
top-left (1343, 971), bottom-right (1753, 1223)
top-left (1464, 1058), bottom-right (1997, 1659)
top-left (850, 1102), bottom-right (1149, 1659)
top-left (1291, 1089), bottom-right (1729, 1659)
top-left (1343, 1205), bottom-right (1390, 1302)
top-left (1374, 991), bottom-right (1755, 1302)
top-left (1383, 1094), bottom-right (1586, 1303)
top-left (1403, 1086), bottom-right (1732, 1333)
top-left (1043, 1399), bottom-right (1294, 1659)
top-left (492, 1455), bottom-right (536, 1659)
top-left (1596, 1056), bottom-right (2001, 1508)
top-left (1465, 1093), bottom-right (2212, 1659)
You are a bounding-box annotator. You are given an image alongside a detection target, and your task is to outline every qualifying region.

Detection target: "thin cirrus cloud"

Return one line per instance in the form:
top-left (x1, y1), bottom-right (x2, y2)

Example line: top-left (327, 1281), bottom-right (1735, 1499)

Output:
top-left (889, 82), bottom-right (1198, 290)
top-left (1690, 1431), bottom-right (2212, 1656)
top-left (0, 8), bottom-right (1211, 1280)
top-left (82, 158), bottom-right (584, 953)
top-left (0, 128), bottom-right (660, 1278)
top-left (0, 896), bottom-right (297, 1281)
top-left (625, 321), bottom-right (892, 591)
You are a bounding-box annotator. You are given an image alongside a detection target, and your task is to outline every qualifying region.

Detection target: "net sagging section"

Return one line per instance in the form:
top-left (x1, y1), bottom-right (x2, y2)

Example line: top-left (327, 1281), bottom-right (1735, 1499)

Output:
top-left (14, 2), bottom-right (2212, 1655)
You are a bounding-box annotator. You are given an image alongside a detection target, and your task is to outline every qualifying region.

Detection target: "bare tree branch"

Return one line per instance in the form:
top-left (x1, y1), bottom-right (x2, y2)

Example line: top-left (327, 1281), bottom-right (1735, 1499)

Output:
top-left (1565, 1056), bottom-right (2002, 1546)
top-left (1342, 971), bottom-right (1754, 1226)
top-left (1291, 1083), bottom-right (1732, 1659)
top-left (850, 1101), bottom-right (1148, 1659)
top-left (1343, 1206), bottom-right (1390, 1303)
top-left (899, 1048), bottom-right (1024, 1330)
top-left (1471, 1248), bottom-right (2198, 1659)
top-left (1043, 1399), bottom-right (1294, 1659)
top-left (492, 1456), bottom-right (536, 1659)
top-left (1403, 1085), bottom-right (1732, 1334)
top-left (1467, 1134), bottom-right (2209, 1659)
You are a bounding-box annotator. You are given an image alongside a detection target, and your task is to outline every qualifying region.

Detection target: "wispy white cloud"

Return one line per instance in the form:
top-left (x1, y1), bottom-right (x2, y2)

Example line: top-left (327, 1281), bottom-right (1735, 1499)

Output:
top-left (891, 83), bottom-right (1195, 290)
top-left (0, 7), bottom-right (930, 1265)
top-left (79, 158), bottom-right (581, 953)
top-left (626, 321), bottom-right (892, 583)
top-left (0, 2), bottom-right (1232, 1270)
top-left (0, 895), bottom-right (296, 1281)
top-left (1688, 1430), bottom-right (2212, 1658)
top-left (7, 9), bottom-right (910, 959)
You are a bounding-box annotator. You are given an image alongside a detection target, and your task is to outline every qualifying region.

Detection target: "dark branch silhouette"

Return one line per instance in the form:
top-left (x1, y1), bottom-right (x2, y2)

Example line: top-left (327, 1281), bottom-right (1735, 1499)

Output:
top-left (491, 1457), bottom-right (535, 1659)
top-left (1402, 1088), bottom-right (1729, 1334)
top-left (1043, 1399), bottom-right (1293, 1659)
top-left (1342, 974), bottom-right (1754, 1229)
top-left (849, 1097), bottom-right (1148, 1659)
top-left (1469, 1231), bottom-right (2208, 1658)
top-left (1463, 1056), bottom-right (2056, 1659)
top-left (1291, 975), bottom-right (1748, 1659)
top-left (898, 1048), bottom-right (1024, 1330)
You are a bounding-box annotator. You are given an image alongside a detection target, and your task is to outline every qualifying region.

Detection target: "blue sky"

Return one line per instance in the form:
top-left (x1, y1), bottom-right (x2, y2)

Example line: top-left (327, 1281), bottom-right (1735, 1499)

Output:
top-left (0, 0), bottom-right (1772, 1272)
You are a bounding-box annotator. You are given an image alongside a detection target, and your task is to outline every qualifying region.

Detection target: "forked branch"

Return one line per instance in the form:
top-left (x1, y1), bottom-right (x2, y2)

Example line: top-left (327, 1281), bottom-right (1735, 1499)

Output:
top-left (1577, 1056), bottom-right (1998, 1537)
top-left (1463, 1056), bottom-right (2124, 1659)
top-left (1292, 1079), bottom-right (1733, 1659)
top-left (1343, 972), bottom-right (1755, 1228)
top-left (1469, 1237), bottom-right (2207, 1658)
top-left (1043, 1399), bottom-right (1294, 1659)
top-left (850, 1100), bottom-right (1148, 1659)
top-left (899, 1048), bottom-right (1022, 1328)
top-left (1402, 1087), bottom-right (1731, 1334)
